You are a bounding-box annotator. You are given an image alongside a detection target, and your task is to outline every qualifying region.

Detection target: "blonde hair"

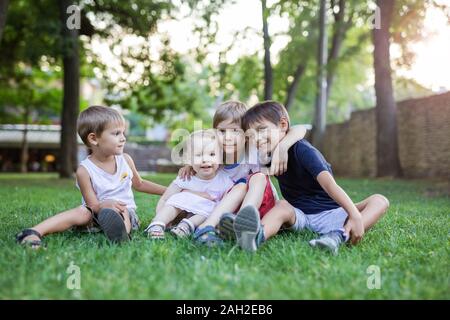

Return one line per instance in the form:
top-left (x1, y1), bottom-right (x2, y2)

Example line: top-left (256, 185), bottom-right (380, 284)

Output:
top-left (77, 105), bottom-right (125, 148)
top-left (213, 100), bottom-right (248, 128)
top-left (183, 129), bottom-right (218, 165)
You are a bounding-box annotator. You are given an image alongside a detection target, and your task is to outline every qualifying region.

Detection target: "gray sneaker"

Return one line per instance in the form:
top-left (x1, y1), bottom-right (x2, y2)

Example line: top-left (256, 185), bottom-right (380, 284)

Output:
top-left (309, 231), bottom-right (344, 256)
top-left (233, 205), bottom-right (265, 252)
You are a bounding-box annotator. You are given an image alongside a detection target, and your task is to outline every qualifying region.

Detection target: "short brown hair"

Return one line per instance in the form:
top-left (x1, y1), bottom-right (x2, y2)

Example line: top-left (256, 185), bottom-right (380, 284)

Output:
top-left (242, 100), bottom-right (290, 130)
top-left (77, 105), bottom-right (125, 147)
top-left (213, 100), bottom-right (248, 128)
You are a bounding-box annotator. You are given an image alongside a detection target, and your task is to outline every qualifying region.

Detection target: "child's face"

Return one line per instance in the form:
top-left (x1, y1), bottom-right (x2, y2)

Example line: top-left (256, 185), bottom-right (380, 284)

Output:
top-left (188, 136), bottom-right (220, 179)
top-left (247, 118), bottom-right (288, 163)
top-left (92, 121), bottom-right (127, 156)
top-left (215, 119), bottom-right (245, 158)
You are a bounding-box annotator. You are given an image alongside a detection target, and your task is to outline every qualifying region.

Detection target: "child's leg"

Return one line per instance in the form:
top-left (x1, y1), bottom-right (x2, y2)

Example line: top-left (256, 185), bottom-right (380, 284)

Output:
top-left (261, 200), bottom-right (297, 240)
top-left (233, 200), bottom-right (297, 252)
top-left (187, 214), bottom-right (207, 228)
top-left (172, 214), bottom-right (207, 238)
top-left (152, 205), bottom-right (182, 225)
top-left (24, 206), bottom-right (93, 242)
top-left (121, 209), bottom-right (132, 234)
top-left (197, 183), bottom-right (247, 229)
top-left (146, 205), bottom-right (182, 239)
top-left (355, 194), bottom-right (390, 231)
top-left (240, 173), bottom-right (266, 209)
top-left (217, 174), bottom-right (276, 241)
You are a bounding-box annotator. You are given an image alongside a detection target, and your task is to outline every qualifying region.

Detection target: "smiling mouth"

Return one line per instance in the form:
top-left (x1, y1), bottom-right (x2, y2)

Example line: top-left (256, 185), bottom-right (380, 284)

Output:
top-left (200, 164), bottom-right (213, 169)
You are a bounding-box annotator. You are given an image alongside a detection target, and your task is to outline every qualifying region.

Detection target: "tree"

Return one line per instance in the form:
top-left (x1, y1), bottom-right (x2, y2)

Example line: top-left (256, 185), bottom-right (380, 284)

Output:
top-left (373, 0), bottom-right (402, 177)
top-left (261, 0), bottom-right (273, 100)
top-left (312, 0), bottom-right (328, 149)
top-left (1, 0), bottom-right (174, 176)
top-left (58, 0), bottom-right (80, 177)
top-left (0, 0), bottom-right (8, 42)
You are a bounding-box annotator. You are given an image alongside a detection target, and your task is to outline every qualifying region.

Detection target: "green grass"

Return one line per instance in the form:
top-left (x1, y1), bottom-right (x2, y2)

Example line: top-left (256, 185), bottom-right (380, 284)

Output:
top-left (0, 173), bottom-right (449, 299)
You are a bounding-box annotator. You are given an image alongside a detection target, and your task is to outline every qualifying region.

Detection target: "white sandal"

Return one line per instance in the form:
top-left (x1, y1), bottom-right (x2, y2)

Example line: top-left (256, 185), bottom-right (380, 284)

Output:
top-left (144, 221), bottom-right (166, 240)
top-left (170, 219), bottom-right (195, 238)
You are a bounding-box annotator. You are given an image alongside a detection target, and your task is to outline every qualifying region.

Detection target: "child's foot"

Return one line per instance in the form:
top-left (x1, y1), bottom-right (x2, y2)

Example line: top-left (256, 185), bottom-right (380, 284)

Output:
top-left (15, 229), bottom-right (43, 249)
top-left (194, 226), bottom-right (224, 247)
top-left (170, 219), bottom-right (195, 238)
top-left (144, 222), bottom-right (166, 240)
top-left (233, 205), bottom-right (265, 252)
top-left (96, 208), bottom-right (129, 244)
top-left (218, 213), bottom-right (236, 241)
top-left (309, 231), bottom-right (344, 256)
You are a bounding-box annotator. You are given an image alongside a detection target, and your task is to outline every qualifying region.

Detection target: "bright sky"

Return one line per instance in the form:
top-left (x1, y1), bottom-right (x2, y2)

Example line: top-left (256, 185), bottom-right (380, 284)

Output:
top-left (90, 0), bottom-right (450, 92)
top-left (397, 6), bottom-right (450, 91)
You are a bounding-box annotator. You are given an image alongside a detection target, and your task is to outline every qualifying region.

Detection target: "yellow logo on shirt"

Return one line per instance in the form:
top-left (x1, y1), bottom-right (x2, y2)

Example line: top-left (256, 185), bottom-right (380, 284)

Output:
top-left (120, 172), bottom-right (128, 182)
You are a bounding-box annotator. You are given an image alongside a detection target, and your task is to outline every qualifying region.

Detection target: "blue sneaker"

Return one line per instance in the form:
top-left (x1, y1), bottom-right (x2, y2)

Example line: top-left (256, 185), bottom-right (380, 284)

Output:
top-left (218, 213), bottom-right (236, 241)
top-left (233, 205), bottom-right (265, 252)
top-left (194, 226), bottom-right (224, 247)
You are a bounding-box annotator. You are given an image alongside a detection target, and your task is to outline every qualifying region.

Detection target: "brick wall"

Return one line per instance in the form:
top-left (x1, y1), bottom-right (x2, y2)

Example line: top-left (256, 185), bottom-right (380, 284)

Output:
top-left (321, 92), bottom-right (450, 178)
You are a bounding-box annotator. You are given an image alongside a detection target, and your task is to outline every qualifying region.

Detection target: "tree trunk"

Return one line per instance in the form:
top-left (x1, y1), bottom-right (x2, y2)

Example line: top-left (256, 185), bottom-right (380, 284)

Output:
top-left (261, 0), bottom-right (272, 100)
top-left (373, 0), bottom-right (402, 177)
top-left (284, 63), bottom-right (306, 111)
top-left (0, 0), bottom-right (9, 43)
top-left (325, 0), bottom-right (347, 105)
top-left (20, 107), bottom-right (29, 173)
top-left (58, 0), bottom-right (80, 178)
top-left (312, 0), bottom-right (328, 149)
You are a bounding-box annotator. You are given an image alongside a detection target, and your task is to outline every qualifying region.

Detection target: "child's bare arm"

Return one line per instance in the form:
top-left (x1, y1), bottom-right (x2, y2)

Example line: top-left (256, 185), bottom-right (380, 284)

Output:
top-left (156, 182), bottom-right (182, 212)
top-left (76, 166), bottom-right (126, 214)
top-left (124, 153), bottom-right (167, 195)
top-left (270, 124), bottom-right (308, 175)
top-left (316, 171), bottom-right (364, 244)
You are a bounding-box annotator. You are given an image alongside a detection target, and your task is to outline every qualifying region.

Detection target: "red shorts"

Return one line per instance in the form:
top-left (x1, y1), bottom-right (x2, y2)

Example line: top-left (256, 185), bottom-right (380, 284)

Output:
top-left (244, 173), bottom-right (276, 218)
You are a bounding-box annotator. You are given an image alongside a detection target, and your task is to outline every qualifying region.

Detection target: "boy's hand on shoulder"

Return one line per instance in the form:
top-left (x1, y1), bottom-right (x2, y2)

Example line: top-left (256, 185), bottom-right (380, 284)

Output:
top-left (270, 142), bottom-right (288, 176)
top-left (178, 165), bottom-right (194, 181)
top-left (344, 216), bottom-right (364, 245)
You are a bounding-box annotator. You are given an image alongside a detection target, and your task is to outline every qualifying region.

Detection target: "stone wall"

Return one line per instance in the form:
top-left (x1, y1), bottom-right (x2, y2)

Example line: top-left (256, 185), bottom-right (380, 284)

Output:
top-left (321, 92), bottom-right (450, 178)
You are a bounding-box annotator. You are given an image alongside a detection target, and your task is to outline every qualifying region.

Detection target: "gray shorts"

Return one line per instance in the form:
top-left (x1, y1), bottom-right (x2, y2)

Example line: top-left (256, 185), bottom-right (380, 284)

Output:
top-left (288, 206), bottom-right (348, 236)
top-left (76, 206), bottom-right (140, 233)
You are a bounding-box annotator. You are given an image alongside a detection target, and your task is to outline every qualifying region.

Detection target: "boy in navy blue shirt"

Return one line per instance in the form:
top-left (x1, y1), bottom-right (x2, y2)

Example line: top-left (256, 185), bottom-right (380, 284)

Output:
top-left (227, 101), bottom-right (390, 255)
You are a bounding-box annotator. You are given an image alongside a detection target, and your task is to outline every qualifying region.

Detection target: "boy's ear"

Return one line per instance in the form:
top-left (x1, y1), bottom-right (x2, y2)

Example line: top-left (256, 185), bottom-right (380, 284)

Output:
top-left (87, 133), bottom-right (98, 147)
top-left (279, 117), bottom-right (289, 132)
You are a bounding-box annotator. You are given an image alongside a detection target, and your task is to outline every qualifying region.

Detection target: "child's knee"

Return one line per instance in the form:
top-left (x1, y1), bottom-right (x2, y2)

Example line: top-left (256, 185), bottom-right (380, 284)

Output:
top-left (249, 172), bottom-right (266, 185)
top-left (277, 200), bottom-right (295, 219)
top-left (372, 194), bottom-right (390, 212)
top-left (76, 206), bottom-right (93, 224)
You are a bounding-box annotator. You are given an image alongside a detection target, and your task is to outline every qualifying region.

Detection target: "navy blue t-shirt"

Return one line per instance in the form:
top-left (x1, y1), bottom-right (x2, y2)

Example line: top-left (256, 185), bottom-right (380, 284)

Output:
top-left (275, 139), bottom-right (339, 214)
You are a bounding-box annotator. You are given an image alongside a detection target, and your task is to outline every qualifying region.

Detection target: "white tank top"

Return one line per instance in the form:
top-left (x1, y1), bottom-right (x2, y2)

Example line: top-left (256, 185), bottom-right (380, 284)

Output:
top-left (77, 155), bottom-right (136, 210)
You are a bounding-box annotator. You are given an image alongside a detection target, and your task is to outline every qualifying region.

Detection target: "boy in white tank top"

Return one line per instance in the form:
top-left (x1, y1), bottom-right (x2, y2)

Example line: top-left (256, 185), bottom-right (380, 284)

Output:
top-left (15, 106), bottom-right (166, 248)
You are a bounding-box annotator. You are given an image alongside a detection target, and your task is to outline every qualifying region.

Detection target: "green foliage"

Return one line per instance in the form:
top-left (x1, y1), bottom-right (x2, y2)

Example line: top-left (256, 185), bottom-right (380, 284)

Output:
top-left (219, 54), bottom-right (263, 102)
top-left (0, 64), bottom-right (62, 124)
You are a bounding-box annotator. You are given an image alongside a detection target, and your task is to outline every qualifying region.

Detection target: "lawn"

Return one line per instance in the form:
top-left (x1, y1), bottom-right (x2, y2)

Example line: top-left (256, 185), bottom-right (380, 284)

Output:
top-left (0, 173), bottom-right (449, 299)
